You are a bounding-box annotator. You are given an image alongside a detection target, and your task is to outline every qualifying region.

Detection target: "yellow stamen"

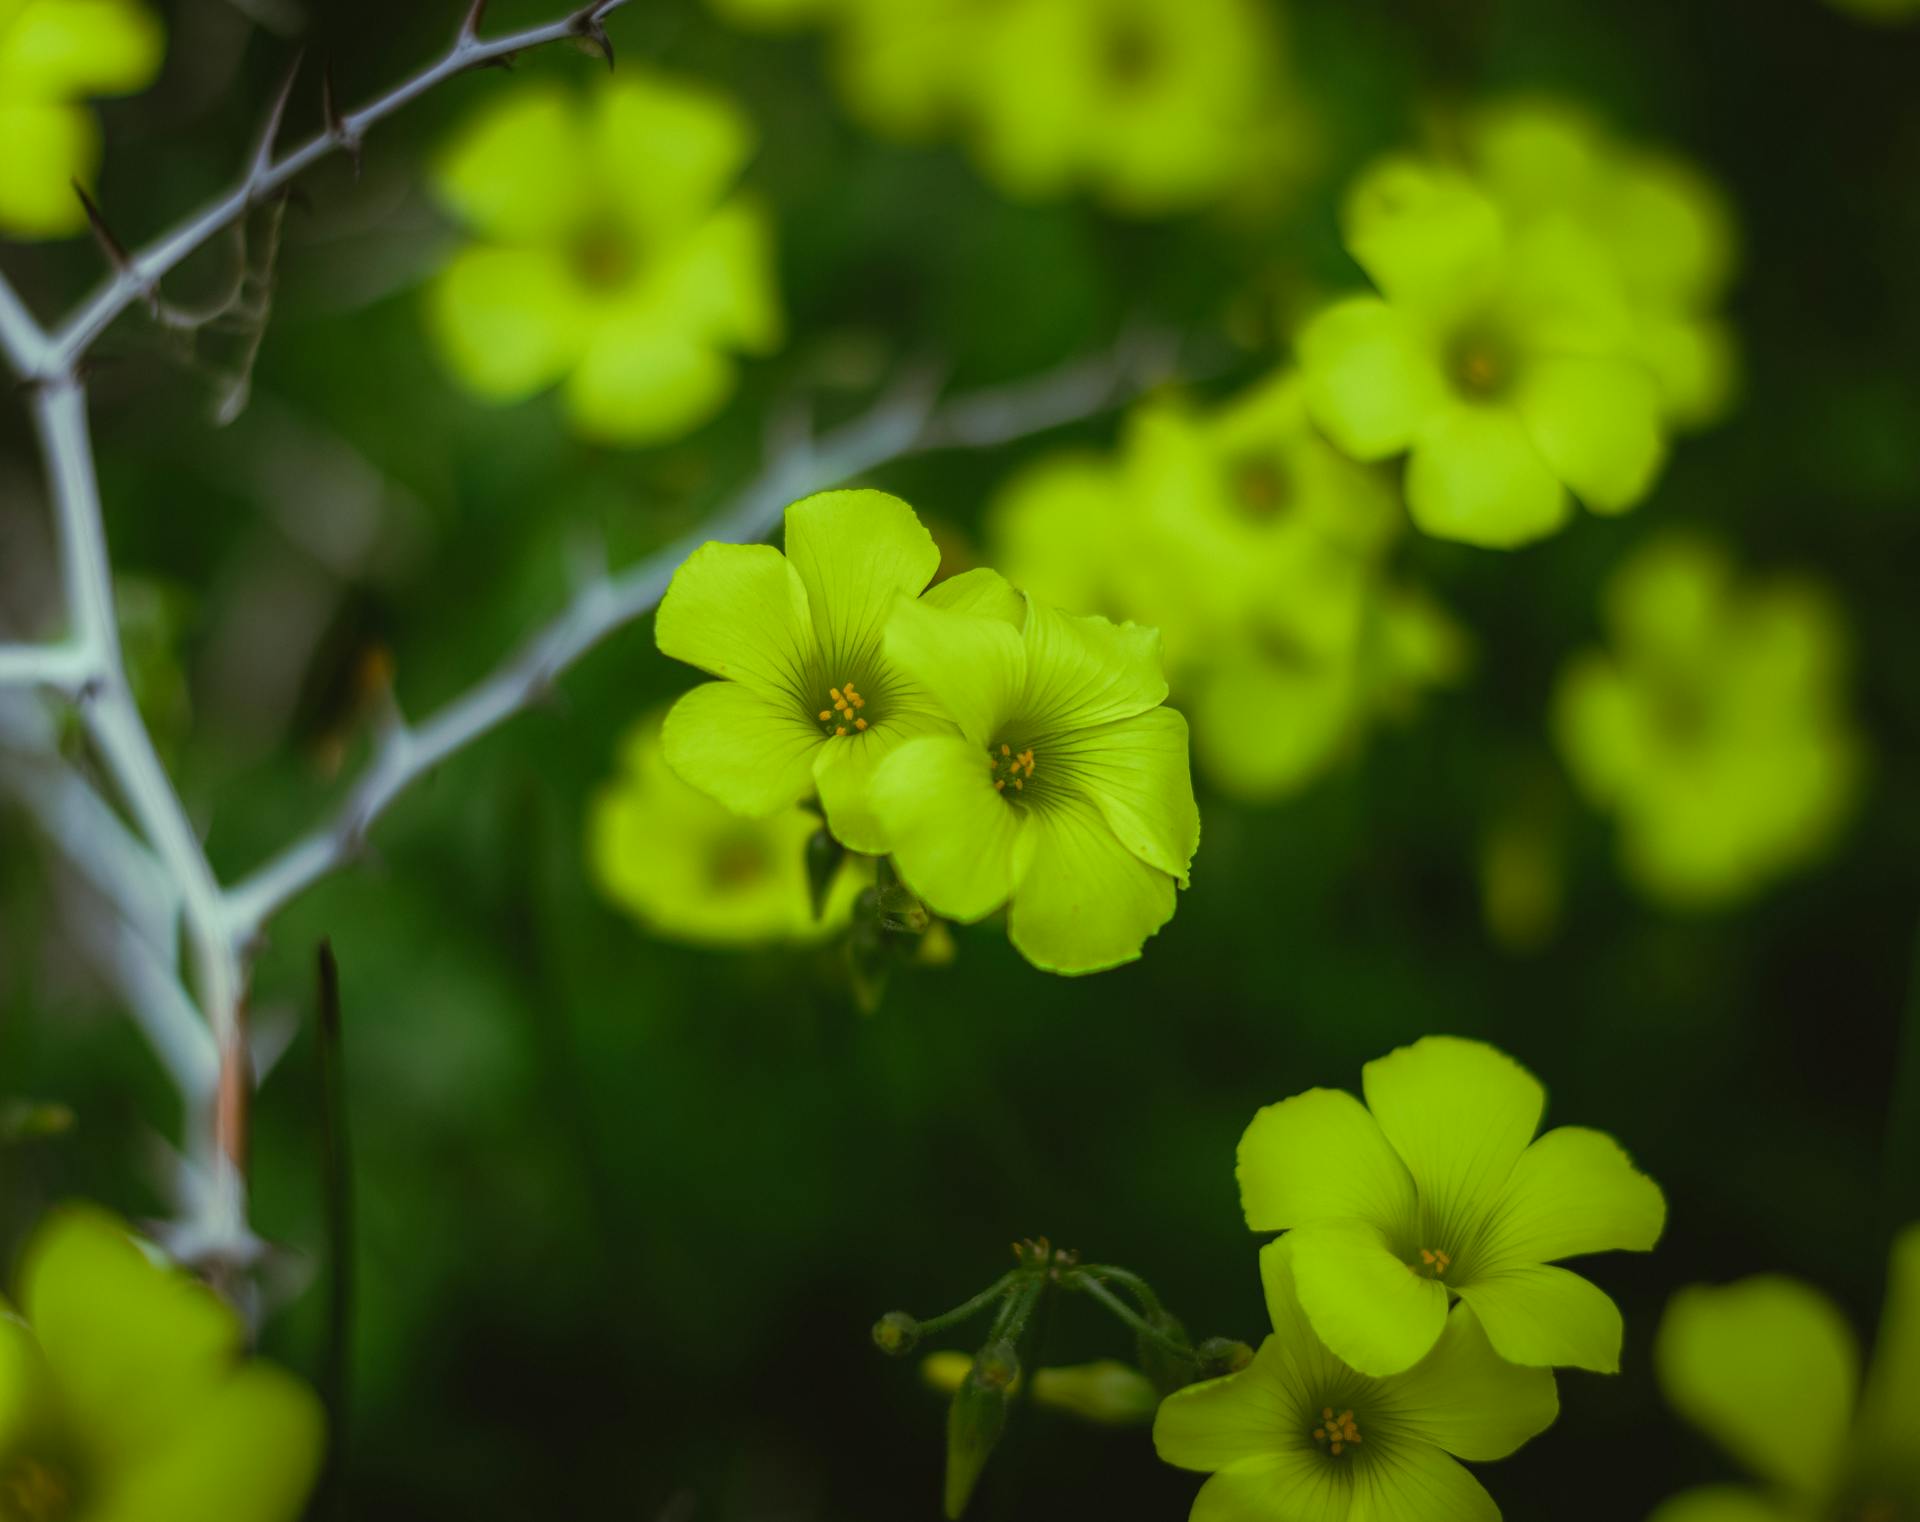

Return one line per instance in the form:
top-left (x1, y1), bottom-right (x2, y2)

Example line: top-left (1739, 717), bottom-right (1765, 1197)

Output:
top-left (835, 726), bottom-right (846, 737)
top-left (1312, 1408), bottom-right (1362, 1457)
top-left (1418, 1248), bottom-right (1453, 1277)
top-left (819, 710), bottom-right (832, 721)
top-left (855, 718), bottom-right (868, 731)
top-left (1001, 744), bottom-right (1011, 756)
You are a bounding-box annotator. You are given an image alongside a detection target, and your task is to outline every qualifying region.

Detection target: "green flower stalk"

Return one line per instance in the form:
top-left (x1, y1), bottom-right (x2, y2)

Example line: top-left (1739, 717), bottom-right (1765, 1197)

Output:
top-left (1237, 1036), bottom-right (1665, 1376)
top-left (1154, 1237), bottom-right (1558, 1522)
top-left (656, 490), bottom-right (984, 855)
top-left (0, 0), bottom-right (163, 239)
top-left (1299, 157), bottom-right (1667, 548)
top-left (868, 572), bottom-right (1200, 974)
top-left (1649, 1226), bottom-right (1920, 1522)
top-left (426, 72), bottom-right (781, 445)
top-left (0, 1207), bottom-right (323, 1522)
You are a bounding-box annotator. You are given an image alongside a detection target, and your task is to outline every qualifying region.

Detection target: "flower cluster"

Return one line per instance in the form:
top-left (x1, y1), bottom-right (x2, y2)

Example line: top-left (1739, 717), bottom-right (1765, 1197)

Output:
top-left (0, 1207), bottom-right (323, 1522)
top-left (704, 0), bottom-right (1305, 216)
top-left (1156, 1037), bottom-right (1665, 1521)
top-left (651, 489), bottom-right (1200, 974)
top-left (1298, 101), bottom-right (1739, 548)
top-left (1552, 533), bottom-right (1865, 908)
top-left (0, 0), bottom-right (163, 239)
top-left (426, 72), bottom-right (782, 446)
top-left (1650, 1226), bottom-right (1920, 1522)
top-left (991, 372), bottom-right (1469, 803)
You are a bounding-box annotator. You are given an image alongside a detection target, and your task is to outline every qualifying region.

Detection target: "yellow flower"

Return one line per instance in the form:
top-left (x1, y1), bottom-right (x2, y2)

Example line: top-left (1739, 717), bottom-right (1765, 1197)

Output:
top-left (1553, 533), bottom-right (1865, 908)
top-left (589, 713), bottom-right (867, 947)
top-left (425, 72), bottom-right (782, 446)
top-left (0, 0), bottom-right (164, 239)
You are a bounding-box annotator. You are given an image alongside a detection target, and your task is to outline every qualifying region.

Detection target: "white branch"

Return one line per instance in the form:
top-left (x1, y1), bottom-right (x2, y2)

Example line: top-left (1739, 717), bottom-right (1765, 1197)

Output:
top-left (222, 338), bottom-right (1171, 940)
top-left (0, 643), bottom-right (94, 689)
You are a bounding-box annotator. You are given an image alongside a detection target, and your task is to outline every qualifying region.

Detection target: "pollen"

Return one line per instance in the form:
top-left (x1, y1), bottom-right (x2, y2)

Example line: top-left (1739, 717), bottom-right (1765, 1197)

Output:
top-left (988, 743), bottom-right (1037, 795)
top-left (820, 680), bottom-right (870, 737)
top-left (1311, 1407), bottom-right (1362, 1457)
top-left (1418, 1248), bottom-right (1453, 1278)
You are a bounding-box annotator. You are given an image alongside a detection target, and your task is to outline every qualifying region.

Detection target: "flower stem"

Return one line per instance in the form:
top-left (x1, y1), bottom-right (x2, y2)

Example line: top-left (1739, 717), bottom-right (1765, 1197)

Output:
top-left (918, 1272), bottom-right (1024, 1340)
top-left (1064, 1270), bottom-right (1191, 1360)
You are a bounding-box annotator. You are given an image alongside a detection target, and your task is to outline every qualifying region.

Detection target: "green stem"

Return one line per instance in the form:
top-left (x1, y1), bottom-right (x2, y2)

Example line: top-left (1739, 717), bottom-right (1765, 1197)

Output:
top-left (1065, 1271), bottom-right (1192, 1361)
top-left (1077, 1263), bottom-right (1166, 1318)
top-left (985, 1273), bottom-right (1048, 1349)
top-left (919, 1271), bottom-right (1024, 1340)
top-left (1882, 916), bottom-right (1920, 1241)
top-left (314, 940), bottom-right (354, 1521)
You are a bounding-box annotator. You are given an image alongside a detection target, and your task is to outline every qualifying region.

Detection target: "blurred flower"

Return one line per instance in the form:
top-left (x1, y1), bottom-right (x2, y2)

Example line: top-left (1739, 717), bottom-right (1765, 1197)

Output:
top-left (1552, 533), bottom-right (1865, 909)
top-left (0, 1206), bottom-right (323, 1522)
top-left (425, 72), bottom-right (781, 446)
top-left (1466, 97), bottom-right (1742, 430)
top-left (1649, 1225), bottom-right (1920, 1522)
top-left (921, 1350), bottom-right (1159, 1424)
top-left (991, 373), bottom-right (1468, 802)
top-left (1823, 0), bottom-right (1920, 24)
top-left (588, 712), bottom-right (868, 947)
top-left (1300, 158), bottom-right (1668, 547)
top-left (0, 0), bottom-right (163, 239)
top-left (870, 571), bottom-right (1199, 974)
top-left (1237, 1035), bottom-right (1665, 1376)
top-left (656, 490), bottom-right (968, 854)
top-left (1154, 1235), bottom-right (1558, 1522)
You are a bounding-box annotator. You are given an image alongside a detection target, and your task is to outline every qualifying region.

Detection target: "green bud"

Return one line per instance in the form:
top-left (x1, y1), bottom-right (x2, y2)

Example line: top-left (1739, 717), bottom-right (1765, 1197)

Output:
top-left (803, 825), bottom-right (844, 921)
top-left (1030, 1360), bottom-right (1159, 1425)
top-left (1194, 1337), bottom-right (1255, 1379)
top-left (944, 1340), bottom-right (1017, 1519)
top-left (873, 1311), bottom-right (920, 1357)
top-left (1136, 1308), bottom-right (1198, 1395)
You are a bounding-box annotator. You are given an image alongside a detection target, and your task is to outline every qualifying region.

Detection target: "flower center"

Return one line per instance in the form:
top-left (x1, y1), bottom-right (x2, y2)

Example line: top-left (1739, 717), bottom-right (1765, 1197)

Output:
top-left (1448, 329), bottom-right (1513, 400)
top-left (1103, 19), bottom-right (1160, 91)
top-left (1, 1459), bottom-right (74, 1522)
top-left (1229, 455), bottom-right (1292, 522)
top-left (1311, 1407), bottom-right (1362, 1458)
top-left (1415, 1247), bottom-right (1453, 1279)
top-left (708, 836), bottom-right (771, 890)
top-left (817, 681), bottom-right (871, 738)
top-left (570, 224), bottom-right (640, 292)
top-left (989, 742), bottom-right (1036, 795)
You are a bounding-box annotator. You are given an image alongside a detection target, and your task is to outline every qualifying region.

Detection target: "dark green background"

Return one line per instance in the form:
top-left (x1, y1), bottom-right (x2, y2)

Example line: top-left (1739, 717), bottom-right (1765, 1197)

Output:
top-left (2, 0), bottom-right (1918, 1517)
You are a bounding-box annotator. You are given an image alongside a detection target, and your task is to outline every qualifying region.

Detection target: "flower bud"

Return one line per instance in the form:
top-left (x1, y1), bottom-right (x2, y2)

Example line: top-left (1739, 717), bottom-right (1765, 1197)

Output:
top-left (872, 1311), bottom-right (920, 1357)
top-left (1194, 1338), bottom-right (1254, 1379)
top-left (944, 1340), bottom-right (1017, 1519)
top-left (1136, 1308), bottom-right (1198, 1395)
top-left (804, 825), bottom-right (844, 922)
top-left (1030, 1360), bottom-right (1159, 1425)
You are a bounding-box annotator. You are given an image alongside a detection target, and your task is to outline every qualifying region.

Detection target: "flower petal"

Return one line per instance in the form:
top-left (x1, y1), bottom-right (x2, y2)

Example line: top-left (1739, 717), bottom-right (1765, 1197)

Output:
top-left (564, 317), bottom-right (739, 445)
top-left (1236, 1088), bottom-right (1417, 1237)
top-left (654, 541), bottom-right (815, 703)
top-left (431, 84), bottom-right (592, 242)
top-left (1006, 793), bottom-right (1176, 975)
top-left (784, 490), bottom-right (941, 675)
top-left (0, 0), bottom-right (164, 99)
top-left (21, 1206), bottom-right (240, 1459)
top-left (1187, 1452), bottom-right (1349, 1522)
top-left (1152, 1336), bottom-right (1305, 1474)
top-left (0, 99), bottom-right (97, 238)
top-left (1478, 1126), bottom-right (1666, 1269)
top-left (1656, 1275), bottom-right (1857, 1503)
top-left (1361, 1037), bottom-right (1545, 1237)
top-left (633, 200), bottom-right (783, 354)
top-left (1350, 1443), bottom-right (1501, 1522)
top-left (660, 681), bottom-right (821, 818)
top-left (869, 734), bottom-right (1027, 921)
top-left (811, 706), bottom-right (952, 855)
top-left (1453, 1264), bottom-right (1624, 1373)
top-left (884, 593), bottom-right (1026, 747)
top-left (424, 246), bottom-right (589, 403)
top-left (1405, 402), bottom-right (1571, 548)
top-left (593, 72), bottom-right (756, 242)
top-left (1049, 708), bottom-right (1199, 886)
top-left (1341, 157), bottom-right (1506, 323)
top-left (1859, 1224), bottom-right (1920, 1465)
top-left (93, 1363), bottom-right (324, 1522)
top-left (1380, 1302), bottom-right (1559, 1461)
top-left (1298, 296), bottom-right (1447, 461)
top-left (1645, 1488), bottom-right (1804, 1522)
top-left (1018, 599), bottom-right (1168, 735)
top-left (1287, 1219), bottom-right (1449, 1377)
top-left (922, 567), bottom-right (1027, 625)
top-left (1513, 355), bottom-right (1666, 513)
top-left (0, 1309), bottom-right (50, 1454)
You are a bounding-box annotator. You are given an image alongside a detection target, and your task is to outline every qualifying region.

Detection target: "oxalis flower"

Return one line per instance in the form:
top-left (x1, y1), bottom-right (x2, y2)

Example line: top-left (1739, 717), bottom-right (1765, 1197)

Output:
top-left (1649, 1226), bottom-right (1920, 1522)
top-left (867, 571), bottom-right (1199, 974)
top-left (1154, 1236), bottom-right (1558, 1522)
top-left (655, 489), bottom-right (970, 854)
top-left (0, 1206), bottom-right (323, 1522)
top-left (1237, 1035), bottom-right (1665, 1376)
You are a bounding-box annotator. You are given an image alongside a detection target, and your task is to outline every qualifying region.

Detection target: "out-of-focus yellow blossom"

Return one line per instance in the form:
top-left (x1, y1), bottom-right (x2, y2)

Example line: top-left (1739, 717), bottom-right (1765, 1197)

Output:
top-left (426, 73), bottom-right (781, 446)
top-left (710, 0), bottom-right (1298, 217)
top-left (589, 715), bottom-right (867, 947)
top-left (1824, 0), bottom-right (1920, 23)
top-left (992, 373), bottom-right (1467, 802)
top-left (1466, 98), bottom-right (1742, 430)
top-left (1553, 534), bottom-right (1865, 909)
top-left (921, 1350), bottom-right (1159, 1425)
top-left (0, 0), bottom-right (163, 239)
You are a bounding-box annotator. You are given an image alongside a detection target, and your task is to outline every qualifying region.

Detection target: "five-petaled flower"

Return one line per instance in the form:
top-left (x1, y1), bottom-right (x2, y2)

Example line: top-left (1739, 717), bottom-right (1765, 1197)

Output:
top-left (426, 71), bottom-right (781, 446)
top-left (868, 570), bottom-right (1200, 974)
top-left (1237, 1035), bottom-right (1665, 1376)
top-left (1299, 157), bottom-right (1667, 548)
top-left (1649, 1225), bottom-right (1920, 1522)
top-left (0, 0), bottom-right (164, 239)
top-left (0, 1206), bottom-right (323, 1522)
top-left (1155, 1235), bottom-right (1559, 1522)
top-left (655, 489), bottom-right (964, 855)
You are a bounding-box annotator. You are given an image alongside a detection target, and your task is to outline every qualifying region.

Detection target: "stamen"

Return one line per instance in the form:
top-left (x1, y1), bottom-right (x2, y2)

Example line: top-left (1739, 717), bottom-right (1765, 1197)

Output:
top-left (819, 710), bottom-right (832, 721)
top-left (819, 681), bottom-right (875, 738)
top-left (1311, 1407), bottom-right (1362, 1457)
top-left (1417, 1248), bottom-right (1453, 1278)
top-left (835, 726), bottom-right (846, 737)
top-left (855, 718), bottom-right (868, 731)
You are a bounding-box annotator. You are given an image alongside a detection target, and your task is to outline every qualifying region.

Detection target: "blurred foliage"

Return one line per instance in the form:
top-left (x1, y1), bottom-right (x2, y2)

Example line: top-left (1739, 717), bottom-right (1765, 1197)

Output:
top-left (1, 0), bottom-right (1919, 1519)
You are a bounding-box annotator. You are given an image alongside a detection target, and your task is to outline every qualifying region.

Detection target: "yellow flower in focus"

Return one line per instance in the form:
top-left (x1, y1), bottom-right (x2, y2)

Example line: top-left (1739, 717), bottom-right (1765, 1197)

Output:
top-left (1553, 534), bottom-right (1865, 909)
top-left (0, 0), bottom-right (164, 240)
top-left (426, 73), bottom-right (782, 446)
top-left (589, 714), bottom-right (867, 947)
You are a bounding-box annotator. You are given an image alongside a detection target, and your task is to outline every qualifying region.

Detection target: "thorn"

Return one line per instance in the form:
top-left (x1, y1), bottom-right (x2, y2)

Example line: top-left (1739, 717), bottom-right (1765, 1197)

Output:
top-left (73, 182), bottom-right (130, 271)
top-left (459, 0), bottom-right (487, 42)
top-left (322, 61), bottom-right (362, 181)
top-left (249, 50), bottom-right (305, 189)
top-left (571, 5), bottom-right (614, 69)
